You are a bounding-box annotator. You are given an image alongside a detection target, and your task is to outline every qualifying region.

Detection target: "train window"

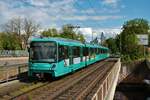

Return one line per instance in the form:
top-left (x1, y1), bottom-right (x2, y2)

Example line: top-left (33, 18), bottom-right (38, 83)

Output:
top-left (101, 49), bottom-right (104, 54)
top-left (103, 49), bottom-right (106, 53)
top-left (97, 48), bottom-right (99, 54)
top-left (93, 48), bottom-right (95, 54)
top-left (95, 48), bottom-right (98, 54)
top-left (104, 50), bottom-right (106, 53)
top-left (90, 48), bottom-right (92, 55)
top-left (103, 49), bottom-right (105, 53)
top-left (30, 42), bottom-right (56, 62)
top-left (72, 46), bottom-right (80, 58)
top-left (102, 49), bottom-right (104, 53)
top-left (95, 48), bottom-right (97, 54)
top-left (93, 48), bottom-right (95, 55)
top-left (83, 47), bottom-right (88, 56)
top-left (92, 48), bottom-right (94, 55)
top-left (59, 45), bottom-right (69, 61)
top-left (90, 48), bottom-right (93, 56)
top-left (93, 48), bottom-right (94, 54)
top-left (99, 49), bottom-right (102, 54)
top-left (98, 48), bottom-right (100, 54)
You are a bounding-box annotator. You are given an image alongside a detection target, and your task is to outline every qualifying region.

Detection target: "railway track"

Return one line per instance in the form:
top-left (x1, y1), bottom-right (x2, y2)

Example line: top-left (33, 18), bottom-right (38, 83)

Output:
top-left (11, 59), bottom-right (114, 100)
top-left (53, 62), bottom-right (114, 100)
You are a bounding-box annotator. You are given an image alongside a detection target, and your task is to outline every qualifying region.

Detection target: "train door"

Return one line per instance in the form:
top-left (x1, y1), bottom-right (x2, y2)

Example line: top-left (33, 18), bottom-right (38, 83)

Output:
top-left (72, 46), bottom-right (81, 64)
top-left (80, 47), bottom-right (83, 62)
top-left (83, 47), bottom-right (88, 65)
top-left (69, 46), bottom-right (73, 66)
top-left (58, 45), bottom-right (69, 66)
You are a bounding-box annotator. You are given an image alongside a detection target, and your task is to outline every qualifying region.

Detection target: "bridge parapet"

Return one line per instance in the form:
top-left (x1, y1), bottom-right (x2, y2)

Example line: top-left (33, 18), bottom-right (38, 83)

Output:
top-left (92, 58), bottom-right (121, 100)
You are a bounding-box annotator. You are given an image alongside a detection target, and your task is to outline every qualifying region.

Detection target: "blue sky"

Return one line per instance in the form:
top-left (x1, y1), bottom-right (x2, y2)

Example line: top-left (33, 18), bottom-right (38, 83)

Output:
top-left (0, 0), bottom-right (150, 36)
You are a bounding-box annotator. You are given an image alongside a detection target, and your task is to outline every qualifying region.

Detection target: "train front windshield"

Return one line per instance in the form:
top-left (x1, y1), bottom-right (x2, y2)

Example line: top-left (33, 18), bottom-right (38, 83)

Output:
top-left (30, 42), bottom-right (57, 62)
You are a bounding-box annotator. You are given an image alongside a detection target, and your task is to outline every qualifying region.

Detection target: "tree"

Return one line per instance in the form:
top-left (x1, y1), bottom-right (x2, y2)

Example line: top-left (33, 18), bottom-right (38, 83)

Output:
top-left (105, 38), bottom-right (118, 54)
top-left (23, 18), bottom-right (40, 45)
top-left (1, 17), bottom-right (40, 49)
top-left (41, 28), bottom-right (58, 37)
top-left (60, 24), bottom-right (76, 39)
top-left (2, 17), bottom-right (22, 37)
top-left (41, 24), bottom-right (85, 43)
top-left (0, 32), bottom-right (21, 50)
top-left (61, 24), bottom-right (85, 42)
top-left (76, 33), bottom-right (85, 43)
top-left (122, 18), bottom-right (149, 35)
top-left (119, 18), bottom-right (150, 61)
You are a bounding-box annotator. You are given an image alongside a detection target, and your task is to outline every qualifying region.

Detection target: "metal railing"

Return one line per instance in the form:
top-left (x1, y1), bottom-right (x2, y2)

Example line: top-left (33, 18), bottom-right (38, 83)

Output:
top-left (0, 63), bottom-right (28, 83)
top-left (92, 58), bottom-right (121, 100)
top-left (0, 50), bottom-right (28, 57)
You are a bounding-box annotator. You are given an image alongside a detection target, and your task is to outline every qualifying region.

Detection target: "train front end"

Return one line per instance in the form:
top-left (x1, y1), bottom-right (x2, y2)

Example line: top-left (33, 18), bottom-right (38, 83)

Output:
top-left (28, 41), bottom-right (57, 78)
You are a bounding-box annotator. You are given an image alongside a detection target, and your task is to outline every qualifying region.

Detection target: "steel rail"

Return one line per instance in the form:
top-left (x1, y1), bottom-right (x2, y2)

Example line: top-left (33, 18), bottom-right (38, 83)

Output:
top-left (12, 60), bottom-right (108, 100)
top-left (53, 62), bottom-right (114, 100)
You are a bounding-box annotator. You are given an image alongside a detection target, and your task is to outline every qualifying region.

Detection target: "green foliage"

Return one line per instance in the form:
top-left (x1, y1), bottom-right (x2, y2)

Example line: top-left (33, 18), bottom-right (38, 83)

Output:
top-left (120, 18), bottom-right (149, 61)
top-left (1, 17), bottom-right (40, 49)
top-left (105, 38), bottom-right (119, 54)
top-left (123, 18), bottom-right (149, 35)
top-left (61, 24), bottom-right (75, 39)
top-left (60, 24), bottom-right (85, 42)
top-left (0, 23), bottom-right (85, 50)
top-left (76, 33), bottom-right (85, 43)
top-left (0, 32), bottom-right (22, 50)
top-left (105, 18), bottom-right (150, 62)
top-left (41, 24), bottom-right (85, 43)
top-left (42, 28), bottom-right (59, 37)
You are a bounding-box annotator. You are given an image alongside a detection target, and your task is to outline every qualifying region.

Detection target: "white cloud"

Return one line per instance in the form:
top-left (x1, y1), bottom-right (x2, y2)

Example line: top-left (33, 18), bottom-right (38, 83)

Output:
top-left (0, 0), bottom-right (123, 31)
top-left (58, 15), bottom-right (122, 21)
top-left (102, 0), bottom-right (120, 8)
top-left (77, 27), bottom-right (122, 42)
top-left (95, 27), bottom-right (122, 39)
top-left (103, 0), bottom-right (119, 4)
top-left (77, 28), bottom-right (93, 42)
top-left (80, 8), bottom-right (120, 14)
top-left (27, 0), bottom-right (49, 6)
top-left (0, 0), bottom-right (76, 28)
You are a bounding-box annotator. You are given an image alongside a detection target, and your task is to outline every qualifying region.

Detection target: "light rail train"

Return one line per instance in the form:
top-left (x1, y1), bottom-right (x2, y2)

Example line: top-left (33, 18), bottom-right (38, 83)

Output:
top-left (28, 37), bottom-right (109, 78)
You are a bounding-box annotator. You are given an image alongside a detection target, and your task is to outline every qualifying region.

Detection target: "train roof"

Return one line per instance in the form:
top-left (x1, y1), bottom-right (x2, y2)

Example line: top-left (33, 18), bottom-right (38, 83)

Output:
top-left (31, 37), bottom-right (109, 49)
top-left (31, 37), bottom-right (84, 46)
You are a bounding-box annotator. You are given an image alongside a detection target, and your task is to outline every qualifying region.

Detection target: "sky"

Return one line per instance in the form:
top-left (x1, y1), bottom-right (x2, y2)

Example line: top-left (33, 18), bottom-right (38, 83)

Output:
top-left (0, 0), bottom-right (150, 40)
